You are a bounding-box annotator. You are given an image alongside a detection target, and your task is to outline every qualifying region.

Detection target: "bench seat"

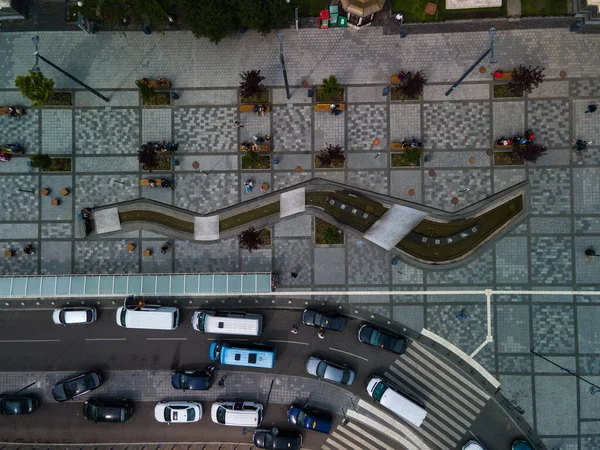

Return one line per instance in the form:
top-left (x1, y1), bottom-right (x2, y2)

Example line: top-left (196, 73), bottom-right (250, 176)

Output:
top-left (315, 103), bottom-right (346, 112)
top-left (140, 179), bottom-right (166, 187)
top-left (240, 104), bottom-right (271, 113)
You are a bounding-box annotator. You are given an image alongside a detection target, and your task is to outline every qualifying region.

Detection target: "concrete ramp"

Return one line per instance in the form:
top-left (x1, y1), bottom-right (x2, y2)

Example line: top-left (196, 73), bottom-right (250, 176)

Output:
top-left (363, 204), bottom-right (426, 250)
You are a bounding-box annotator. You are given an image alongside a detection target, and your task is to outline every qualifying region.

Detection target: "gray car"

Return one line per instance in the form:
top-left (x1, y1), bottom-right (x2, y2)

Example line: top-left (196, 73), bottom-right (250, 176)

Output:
top-left (305, 356), bottom-right (355, 386)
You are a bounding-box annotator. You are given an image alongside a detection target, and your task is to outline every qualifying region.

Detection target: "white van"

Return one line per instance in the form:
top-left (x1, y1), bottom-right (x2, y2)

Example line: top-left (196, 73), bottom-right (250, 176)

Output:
top-left (366, 376), bottom-right (427, 427)
top-left (192, 311), bottom-right (263, 336)
top-left (210, 401), bottom-right (263, 427)
top-left (116, 305), bottom-right (179, 330)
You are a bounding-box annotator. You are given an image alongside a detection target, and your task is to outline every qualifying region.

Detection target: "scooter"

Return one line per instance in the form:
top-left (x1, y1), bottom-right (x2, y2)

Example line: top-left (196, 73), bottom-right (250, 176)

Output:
top-left (0, 153), bottom-right (9, 163)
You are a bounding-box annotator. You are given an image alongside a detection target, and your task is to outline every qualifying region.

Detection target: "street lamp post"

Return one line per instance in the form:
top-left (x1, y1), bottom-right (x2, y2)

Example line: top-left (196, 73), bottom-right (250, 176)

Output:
top-left (32, 36), bottom-right (109, 103)
top-left (277, 33), bottom-right (291, 100)
top-left (489, 27), bottom-right (497, 65)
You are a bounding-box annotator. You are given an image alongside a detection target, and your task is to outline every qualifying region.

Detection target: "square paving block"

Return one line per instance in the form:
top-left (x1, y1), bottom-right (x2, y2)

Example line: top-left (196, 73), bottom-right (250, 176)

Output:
top-left (577, 306), bottom-right (600, 353)
top-left (497, 304), bottom-right (530, 353)
top-left (390, 169), bottom-right (422, 203)
top-left (41, 175), bottom-right (72, 221)
top-left (392, 305), bottom-right (424, 331)
top-left (499, 375), bottom-right (534, 426)
top-left (535, 375), bottom-right (578, 435)
top-left (495, 236), bottom-right (528, 284)
top-left (41, 109), bottom-right (72, 154)
top-left (575, 237), bottom-right (600, 284)
top-left (41, 241), bottom-right (72, 275)
top-left (314, 247), bottom-right (346, 285)
top-left (141, 241), bottom-right (173, 274)
top-left (274, 215), bottom-right (312, 238)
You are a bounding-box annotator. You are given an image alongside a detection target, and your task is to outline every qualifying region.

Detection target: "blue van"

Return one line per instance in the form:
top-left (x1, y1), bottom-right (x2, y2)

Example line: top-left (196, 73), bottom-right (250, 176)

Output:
top-left (287, 405), bottom-right (332, 434)
top-left (209, 341), bottom-right (275, 369)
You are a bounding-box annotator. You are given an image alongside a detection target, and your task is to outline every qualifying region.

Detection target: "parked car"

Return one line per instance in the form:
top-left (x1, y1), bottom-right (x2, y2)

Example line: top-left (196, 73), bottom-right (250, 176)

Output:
top-left (512, 440), bottom-right (533, 450)
top-left (154, 401), bottom-right (202, 423)
top-left (305, 356), bottom-right (355, 386)
top-left (83, 398), bottom-right (133, 423)
top-left (52, 370), bottom-right (103, 402)
top-left (0, 395), bottom-right (39, 415)
top-left (52, 306), bottom-right (97, 326)
top-left (253, 429), bottom-right (302, 450)
top-left (357, 324), bottom-right (408, 355)
top-left (462, 440), bottom-right (486, 450)
top-left (287, 405), bottom-right (332, 434)
top-left (301, 309), bottom-right (346, 331)
top-left (171, 369), bottom-right (213, 391)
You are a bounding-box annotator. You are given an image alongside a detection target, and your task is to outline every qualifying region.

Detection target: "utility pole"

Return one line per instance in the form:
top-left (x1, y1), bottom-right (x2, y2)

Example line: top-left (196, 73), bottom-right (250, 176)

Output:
top-left (445, 48), bottom-right (491, 96)
top-left (277, 33), bottom-right (291, 100)
top-left (489, 27), bottom-right (497, 64)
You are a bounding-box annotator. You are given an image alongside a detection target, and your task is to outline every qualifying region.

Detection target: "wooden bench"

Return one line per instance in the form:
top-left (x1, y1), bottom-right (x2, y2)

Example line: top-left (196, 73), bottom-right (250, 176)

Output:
top-left (240, 144), bottom-right (270, 153)
top-left (239, 104), bottom-right (271, 113)
top-left (494, 143), bottom-right (513, 149)
top-left (138, 79), bottom-right (171, 89)
top-left (391, 142), bottom-right (423, 151)
top-left (315, 103), bottom-right (346, 112)
top-left (60, 188), bottom-right (70, 196)
top-left (1, 146), bottom-right (23, 154)
top-left (493, 72), bottom-right (513, 81)
top-left (140, 179), bottom-right (167, 187)
top-left (390, 75), bottom-right (401, 84)
top-left (0, 106), bottom-right (23, 115)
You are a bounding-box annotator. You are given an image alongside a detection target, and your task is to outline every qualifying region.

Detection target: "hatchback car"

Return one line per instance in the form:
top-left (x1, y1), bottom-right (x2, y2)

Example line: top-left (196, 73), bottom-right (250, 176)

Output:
top-left (305, 356), bottom-right (355, 386)
top-left (171, 370), bottom-right (212, 391)
top-left (52, 306), bottom-right (97, 326)
top-left (511, 440), bottom-right (533, 450)
top-left (462, 440), bottom-right (485, 450)
top-left (52, 370), bottom-right (103, 402)
top-left (287, 405), bottom-right (332, 434)
top-left (301, 309), bottom-right (346, 331)
top-left (154, 401), bottom-right (202, 423)
top-left (253, 429), bottom-right (302, 450)
top-left (0, 395), bottom-right (39, 415)
top-left (83, 398), bottom-right (133, 423)
top-left (357, 324), bottom-right (408, 355)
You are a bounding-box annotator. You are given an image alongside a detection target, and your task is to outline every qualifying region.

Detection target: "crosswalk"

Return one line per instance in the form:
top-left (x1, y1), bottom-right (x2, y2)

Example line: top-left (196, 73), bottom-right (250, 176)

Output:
top-left (322, 341), bottom-right (491, 450)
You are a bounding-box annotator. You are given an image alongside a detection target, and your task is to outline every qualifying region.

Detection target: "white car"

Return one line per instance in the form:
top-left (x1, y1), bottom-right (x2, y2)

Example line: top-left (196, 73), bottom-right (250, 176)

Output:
top-left (52, 307), bottom-right (97, 326)
top-left (463, 440), bottom-right (486, 450)
top-left (154, 401), bottom-right (202, 423)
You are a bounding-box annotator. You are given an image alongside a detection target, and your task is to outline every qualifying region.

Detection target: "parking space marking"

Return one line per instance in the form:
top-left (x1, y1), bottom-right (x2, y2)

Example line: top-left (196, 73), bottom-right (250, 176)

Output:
top-left (268, 339), bottom-right (309, 345)
top-left (146, 338), bottom-right (188, 341)
top-left (329, 347), bottom-right (369, 362)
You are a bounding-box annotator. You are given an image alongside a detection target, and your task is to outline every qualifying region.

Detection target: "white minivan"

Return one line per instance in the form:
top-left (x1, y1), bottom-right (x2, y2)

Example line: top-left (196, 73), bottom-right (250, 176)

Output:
top-left (210, 401), bottom-right (263, 427)
top-left (192, 311), bottom-right (263, 336)
top-left (366, 376), bottom-right (427, 427)
top-left (116, 305), bottom-right (179, 330)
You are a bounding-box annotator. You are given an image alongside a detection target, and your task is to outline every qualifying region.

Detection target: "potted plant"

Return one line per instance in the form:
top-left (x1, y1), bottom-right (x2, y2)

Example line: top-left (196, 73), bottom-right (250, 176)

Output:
top-left (391, 71), bottom-right (427, 101)
top-left (238, 226), bottom-right (270, 252)
top-left (316, 75), bottom-right (344, 103)
top-left (315, 143), bottom-right (345, 168)
top-left (15, 70), bottom-right (55, 107)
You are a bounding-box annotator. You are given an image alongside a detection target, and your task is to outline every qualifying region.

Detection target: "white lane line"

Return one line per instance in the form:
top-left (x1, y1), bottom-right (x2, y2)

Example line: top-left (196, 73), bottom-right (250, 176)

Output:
top-left (0, 339), bottom-right (60, 343)
top-left (347, 409), bottom-right (425, 450)
top-left (206, 338), bottom-right (248, 341)
top-left (337, 426), bottom-right (379, 450)
top-left (268, 340), bottom-right (309, 345)
top-left (347, 422), bottom-right (395, 450)
top-left (329, 347), bottom-right (369, 362)
top-left (146, 338), bottom-right (187, 341)
top-left (85, 338), bottom-right (127, 341)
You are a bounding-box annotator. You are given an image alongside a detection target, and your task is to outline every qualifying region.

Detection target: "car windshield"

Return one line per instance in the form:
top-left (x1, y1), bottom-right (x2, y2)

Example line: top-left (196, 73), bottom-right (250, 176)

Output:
top-left (85, 310), bottom-right (93, 321)
top-left (369, 329), bottom-right (382, 345)
top-left (186, 407), bottom-right (196, 421)
top-left (316, 361), bottom-right (327, 378)
top-left (59, 310), bottom-right (67, 322)
top-left (372, 382), bottom-right (387, 402)
top-left (296, 410), bottom-right (306, 425)
top-left (65, 376), bottom-right (91, 397)
top-left (85, 403), bottom-right (97, 420)
top-left (179, 374), bottom-right (188, 389)
top-left (341, 370), bottom-right (350, 384)
top-left (216, 406), bottom-right (226, 424)
top-left (164, 408), bottom-right (172, 422)
top-left (264, 434), bottom-right (273, 447)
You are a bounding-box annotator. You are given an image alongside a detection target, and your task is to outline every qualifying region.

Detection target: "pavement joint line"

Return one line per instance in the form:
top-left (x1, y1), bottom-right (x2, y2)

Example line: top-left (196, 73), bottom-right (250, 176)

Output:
top-left (0, 339), bottom-right (60, 342)
top-left (268, 339), bottom-right (309, 345)
top-left (328, 347), bottom-right (369, 362)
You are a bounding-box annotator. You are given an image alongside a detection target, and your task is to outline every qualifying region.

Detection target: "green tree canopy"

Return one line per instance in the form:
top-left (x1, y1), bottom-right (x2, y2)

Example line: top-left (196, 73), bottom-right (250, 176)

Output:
top-left (181, 0), bottom-right (238, 44)
top-left (14, 70), bottom-right (54, 107)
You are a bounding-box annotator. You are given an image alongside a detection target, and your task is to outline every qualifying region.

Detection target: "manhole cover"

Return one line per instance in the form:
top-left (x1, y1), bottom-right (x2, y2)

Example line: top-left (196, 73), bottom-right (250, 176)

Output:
top-left (469, 156), bottom-right (476, 165)
top-left (373, 138), bottom-right (380, 146)
top-left (559, 71), bottom-right (567, 79)
top-left (428, 169), bottom-right (436, 177)
top-left (192, 161), bottom-right (200, 169)
top-left (451, 197), bottom-right (459, 205)
top-left (408, 188), bottom-right (415, 196)
top-left (479, 66), bottom-right (487, 74)
top-left (295, 165), bottom-right (303, 172)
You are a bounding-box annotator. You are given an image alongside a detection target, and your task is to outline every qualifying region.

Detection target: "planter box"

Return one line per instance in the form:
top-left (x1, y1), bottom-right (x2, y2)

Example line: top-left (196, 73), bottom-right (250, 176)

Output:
top-left (142, 92), bottom-right (171, 106)
top-left (142, 157), bottom-right (172, 172)
top-left (45, 91), bottom-right (73, 106)
top-left (315, 88), bottom-right (344, 103)
top-left (42, 157), bottom-right (72, 173)
top-left (314, 154), bottom-right (345, 169)
top-left (493, 84), bottom-right (523, 99)
top-left (314, 217), bottom-right (344, 245)
top-left (242, 154), bottom-right (271, 170)
top-left (241, 90), bottom-right (269, 104)
top-left (494, 151), bottom-right (524, 166)
top-left (391, 152), bottom-right (421, 167)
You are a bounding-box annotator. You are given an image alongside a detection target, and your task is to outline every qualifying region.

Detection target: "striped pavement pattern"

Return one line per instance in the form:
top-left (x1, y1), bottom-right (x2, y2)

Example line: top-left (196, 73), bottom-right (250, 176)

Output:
top-left (322, 341), bottom-right (491, 450)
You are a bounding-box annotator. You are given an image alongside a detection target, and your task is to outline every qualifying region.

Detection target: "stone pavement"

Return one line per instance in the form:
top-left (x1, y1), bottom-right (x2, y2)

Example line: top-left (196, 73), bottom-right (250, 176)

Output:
top-left (0, 28), bottom-right (599, 449)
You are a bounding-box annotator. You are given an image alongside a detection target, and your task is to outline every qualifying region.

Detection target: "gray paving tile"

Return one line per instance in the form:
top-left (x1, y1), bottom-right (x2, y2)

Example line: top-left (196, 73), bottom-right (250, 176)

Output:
top-left (423, 169), bottom-right (492, 211)
top-left (530, 236), bottom-right (573, 285)
top-left (174, 107), bottom-right (237, 153)
top-left (314, 110), bottom-right (344, 148)
top-left (427, 252), bottom-right (493, 285)
top-left (390, 169), bottom-right (422, 203)
top-left (75, 108), bottom-right (139, 155)
top-left (529, 168), bottom-right (571, 215)
top-left (272, 105), bottom-right (312, 153)
top-left (273, 238), bottom-right (312, 286)
top-left (492, 101), bottom-right (525, 141)
top-left (74, 241), bottom-right (140, 274)
top-left (533, 304), bottom-right (575, 353)
top-left (314, 247), bottom-right (346, 285)
top-left (347, 234), bottom-right (388, 285)
top-left (495, 236), bottom-right (528, 284)
top-left (535, 375), bottom-right (578, 435)
top-left (390, 103), bottom-right (420, 142)
top-left (173, 238), bottom-right (240, 273)
top-left (41, 241), bottom-right (72, 274)
top-left (174, 172), bottom-right (238, 214)
top-left (527, 99), bottom-right (570, 147)
top-left (347, 104), bottom-right (387, 151)
top-left (41, 109), bottom-right (72, 154)
top-left (0, 175), bottom-right (39, 221)
top-left (40, 175), bottom-right (73, 221)
top-left (497, 304), bottom-right (530, 352)
top-left (530, 217), bottom-right (571, 235)
top-left (346, 170), bottom-right (389, 195)
top-left (573, 168), bottom-right (600, 214)
top-left (274, 215), bottom-right (312, 238)
top-left (423, 102), bottom-right (490, 149)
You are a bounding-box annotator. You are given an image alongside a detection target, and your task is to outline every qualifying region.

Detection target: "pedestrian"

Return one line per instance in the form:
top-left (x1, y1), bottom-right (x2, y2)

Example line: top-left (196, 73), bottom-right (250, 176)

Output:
top-left (456, 309), bottom-right (469, 320)
top-left (572, 139), bottom-right (588, 151)
top-left (318, 328), bottom-right (325, 339)
top-left (395, 13), bottom-right (404, 25)
top-left (218, 376), bottom-right (226, 388)
top-left (291, 325), bottom-right (298, 334)
top-left (170, 90), bottom-right (179, 100)
top-left (291, 271), bottom-right (298, 278)
top-left (233, 120), bottom-right (244, 128)
top-left (585, 104), bottom-right (598, 114)
top-left (330, 103), bottom-right (338, 115)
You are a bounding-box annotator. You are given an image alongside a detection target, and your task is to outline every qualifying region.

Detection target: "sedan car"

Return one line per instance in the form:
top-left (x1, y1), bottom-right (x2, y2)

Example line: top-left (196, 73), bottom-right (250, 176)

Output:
top-left (154, 401), bottom-right (202, 423)
top-left (171, 370), bottom-right (212, 391)
top-left (52, 306), bottom-right (97, 326)
top-left (301, 309), bottom-right (346, 331)
top-left (253, 429), bottom-right (302, 450)
top-left (512, 440), bottom-right (533, 450)
top-left (287, 405), bottom-right (332, 434)
top-left (463, 440), bottom-right (485, 450)
top-left (305, 356), bottom-right (355, 386)
top-left (0, 395), bottom-right (39, 415)
top-left (357, 324), bottom-right (408, 355)
top-left (83, 398), bottom-right (133, 423)
top-left (52, 370), bottom-right (103, 402)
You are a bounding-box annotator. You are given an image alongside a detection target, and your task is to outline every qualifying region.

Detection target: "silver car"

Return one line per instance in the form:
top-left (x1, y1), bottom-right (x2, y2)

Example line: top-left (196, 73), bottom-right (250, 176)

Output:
top-left (305, 356), bottom-right (355, 386)
top-left (52, 306), bottom-right (97, 326)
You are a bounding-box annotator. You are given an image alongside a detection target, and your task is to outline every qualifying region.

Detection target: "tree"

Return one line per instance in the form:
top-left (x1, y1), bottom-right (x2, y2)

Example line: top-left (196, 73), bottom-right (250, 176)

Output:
top-left (515, 142), bottom-right (547, 163)
top-left (317, 143), bottom-right (345, 168)
top-left (238, 0), bottom-right (291, 35)
top-left (402, 147), bottom-right (421, 165)
top-left (135, 80), bottom-right (156, 102)
top-left (322, 75), bottom-right (341, 99)
top-left (393, 71), bottom-right (427, 100)
top-left (181, 0), bottom-right (238, 43)
top-left (138, 145), bottom-right (158, 169)
top-left (509, 65), bottom-right (545, 95)
top-left (239, 70), bottom-right (266, 98)
top-left (29, 154), bottom-right (52, 170)
top-left (238, 226), bottom-right (264, 253)
top-left (14, 70), bottom-right (54, 107)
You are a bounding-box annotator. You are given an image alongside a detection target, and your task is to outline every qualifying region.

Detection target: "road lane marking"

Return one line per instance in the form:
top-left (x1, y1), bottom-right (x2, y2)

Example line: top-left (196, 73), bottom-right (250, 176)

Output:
top-left (0, 339), bottom-right (60, 343)
top-left (268, 339), bottom-right (309, 345)
top-left (329, 347), bottom-right (369, 362)
top-left (206, 338), bottom-right (248, 341)
top-left (146, 337), bottom-right (187, 341)
top-left (85, 338), bottom-right (127, 341)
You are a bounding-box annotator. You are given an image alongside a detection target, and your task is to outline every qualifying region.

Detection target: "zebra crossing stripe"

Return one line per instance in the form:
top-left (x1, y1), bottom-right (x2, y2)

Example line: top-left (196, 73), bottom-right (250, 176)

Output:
top-left (337, 425), bottom-right (380, 450)
top-left (324, 437), bottom-right (350, 450)
top-left (322, 445), bottom-right (334, 450)
top-left (347, 408), bottom-right (427, 450)
top-left (348, 421), bottom-right (396, 450)
top-left (330, 431), bottom-right (367, 449)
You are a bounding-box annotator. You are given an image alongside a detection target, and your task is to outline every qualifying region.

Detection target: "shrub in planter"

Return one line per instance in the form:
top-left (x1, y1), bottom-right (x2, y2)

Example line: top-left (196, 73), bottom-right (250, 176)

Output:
top-left (136, 80), bottom-right (156, 102)
top-left (138, 145), bottom-right (158, 170)
top-left (392, 71), bottom-right (427, 100)
top-left (15, 70), bottom-right (55, 107)
top-left (508, 65), bottom-right (545, 95)
top-left (239, 70), bottom-right (267, 103)
top-left (242, 150), bottom-right (270, 169)
top-left (29, 153), bottom-right (52, 170)
top-left (514, 142), bottom-right (547, 163)
top-left (238, 226), bottom-right (264, 253)
top-left (315, 143), bottom-right (345, 168)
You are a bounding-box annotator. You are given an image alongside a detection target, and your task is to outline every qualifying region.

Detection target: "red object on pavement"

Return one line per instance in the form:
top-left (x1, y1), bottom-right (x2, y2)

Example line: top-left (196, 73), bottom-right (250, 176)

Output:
top-left (319, 10), bottom-right (330, 28)
top-left (493, 71), bottom-right (503, 79)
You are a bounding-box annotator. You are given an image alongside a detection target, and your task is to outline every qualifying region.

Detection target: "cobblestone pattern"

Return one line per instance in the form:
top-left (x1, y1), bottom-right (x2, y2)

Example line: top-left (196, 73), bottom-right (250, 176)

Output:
top-left (41, 109), bottom-right (72, 154)
top-left (533, 304), bottom-right (576, 353)
top-left (40, 241), bottom-right (72, 275)
top-left (347, 104), bottom-right (387, 151)
top-left (492, 101), bottom-right (525, 138)
top-left (314, 111), bottom-right (345, 148)
top-left (41, 222), bottom-right (72, 239)
top-left (495, 237), bottom-right (528, 284)
top-left (142, 108), bottom-right (172, 142)
top-left (529, 217), bottom-right (571, 235)
top-left (273, 171), bottom-right (312, 190)
top-left (498, 355), bottom-right (532, 373)
top-left (391, 287), bottom-right (425, 303)
top-left (0, 242), bottom-right (38, 275)
top-left (493, 168), bottom-right (527, 193)
top-left (347, 234), bottom-right (389, 285)
top-left (390, 103), bottom-right (420, 141)
top-left (573, 147), bottom-right (600, 166)
top-left (569, 79), bottom-right (600, 97)
top-left (423, 102), bottom-right (490, 149)
top-left (573, 167), bottom-right (600, 214)
top-left (494, 292), bottom-right (530, 303)
top-left (272, 106), bottom-right (312, 153)
top-left (346, 170), bottom-right (389, 195)
top-left (273, 238), bottom-right (312, 286)
top-left (575, 217), bottom-right (600, 233)
top-left (174, 173), bottom-right (238, 213)
top-left (427, 252), bottom-right (494, 285)
top-left (362, 304), bottom-right (392, 319)
top-left (173, 239), bottom-right (239, 273)
top-left (75, 109), bottom-right (140, 154)
top-left (75, 175), bottom-right (139, 211)
top-left (74, 241), bottom-right (140, 274)
top-left (174, 107), bottom-right (237, 153)
top-left (579, 357), bottom-right (600, 375)
top-left (0, 175), bottom-right (38, 221)
top-left (528, 168), bottom-right (572, 215)
top-left (527, 99), bottom-right (570, 147)
top-left (530, 236), bottom-right (573, 285)
top-left (0, 111), bottom-right (40, 152)
top-left (582, 437), bottom-right (600, 450)
top-left (423, 169), bottom-right (492, 211)
top-left (426, 304), bottom-right (490, 355)
top-left (497, 304), bottom-right (530, 352)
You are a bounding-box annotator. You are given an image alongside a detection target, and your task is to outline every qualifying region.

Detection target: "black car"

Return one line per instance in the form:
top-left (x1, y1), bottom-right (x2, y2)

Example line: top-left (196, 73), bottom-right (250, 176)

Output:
top-left (358, 324), bottom-right (408, 355)
top-left (253, 429), bottom-right (302, 450)
top-left (52, 370), bottom-right (103, 402)
top-left (301, 309), bottom-right (346, 331)
top-left (0, 395), bottom-right (39, 415)
top-left (83, 398), bottom-right (133, 423)
top-left (171, 370), bottom-right (212, 391)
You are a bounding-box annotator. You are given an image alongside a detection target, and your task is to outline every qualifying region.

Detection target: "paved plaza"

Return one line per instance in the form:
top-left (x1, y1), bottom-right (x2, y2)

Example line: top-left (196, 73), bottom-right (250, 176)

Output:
top-left (1, 27), bottom-right (600, 449)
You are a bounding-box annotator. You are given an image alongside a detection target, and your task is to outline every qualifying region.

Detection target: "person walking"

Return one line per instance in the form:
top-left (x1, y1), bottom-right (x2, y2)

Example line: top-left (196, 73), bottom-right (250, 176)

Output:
top-left (233, 120), bottom-right (244, 128)
top-left (456, 309), bottom-right (469, 320)
top-left (395, 13), bottom-right (404, 25)
top-left (585, 104), bottom-right (598, 114)
top-left (291, 271), bottom-right (298, 278)
top-left (291, 325), bottom-right (298, 334)
top-left (318, 328), bottom-right (325, 339)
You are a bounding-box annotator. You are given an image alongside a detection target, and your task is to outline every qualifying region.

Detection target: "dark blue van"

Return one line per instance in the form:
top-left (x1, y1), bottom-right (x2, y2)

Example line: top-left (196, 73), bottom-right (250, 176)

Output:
top-left (287, 405), bottom-right (332, 434)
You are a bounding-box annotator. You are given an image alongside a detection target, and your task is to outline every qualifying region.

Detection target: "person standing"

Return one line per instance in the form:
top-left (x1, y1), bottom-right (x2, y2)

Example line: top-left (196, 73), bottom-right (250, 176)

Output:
top-left (585, 104), bottom-right (598, 114)
top-left (233, 120), bottom-right (244, 128)
top-left (395, 13), bottom-right (404, 25)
